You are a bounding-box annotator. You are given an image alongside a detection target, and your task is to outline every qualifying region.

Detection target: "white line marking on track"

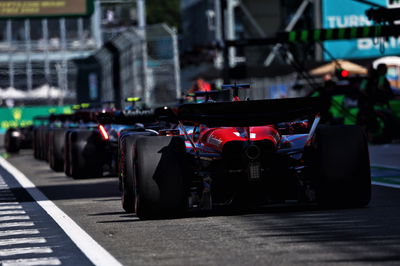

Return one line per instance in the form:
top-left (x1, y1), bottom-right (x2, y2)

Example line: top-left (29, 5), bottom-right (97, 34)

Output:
top-left (372, 181), bottom-right (400, 189)
top-left (0, 210), bottom-right (26, 216)
top-left (0, 216), bottom-right (30, 222)
top-left (0, 222), bottom-right (35, 229)
top-left (1, 257), bottom-right (61, 266)
top-left (0, 246), bottom-right (53, 256)
top-left (0, 198), bottom-right (17, 201)
top-left (0, 229), bottom-right (40, 237)
top-left (371, 164), bottom-right (400, 171)
top-left (0, 237), bottom-right (46, 246)
top-left (0, 206), bottom-right (22, 210)
top-left (0, 203), bottom-right (19, 206)
top-left (0, 155), bottom-right (123, 266)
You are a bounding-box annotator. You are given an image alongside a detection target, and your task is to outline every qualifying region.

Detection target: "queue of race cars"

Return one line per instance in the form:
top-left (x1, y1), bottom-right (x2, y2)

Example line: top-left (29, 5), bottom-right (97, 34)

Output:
top-left (4, 84), bottom-right (371, 219)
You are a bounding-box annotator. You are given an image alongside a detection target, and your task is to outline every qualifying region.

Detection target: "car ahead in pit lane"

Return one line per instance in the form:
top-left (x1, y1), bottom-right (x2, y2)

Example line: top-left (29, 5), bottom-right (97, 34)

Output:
top-left (121, 84), bottom-right (371, 219)
top-left (64, 99), bottom-right (170, 181)
top-left (30, 104), bottom-right (112, 176)
top-left (100, 108), bottom-right (172, 212)
top-left (4, 125), bottom-right (34, 153)
top-left (62, 103), bottom-right (125, 179)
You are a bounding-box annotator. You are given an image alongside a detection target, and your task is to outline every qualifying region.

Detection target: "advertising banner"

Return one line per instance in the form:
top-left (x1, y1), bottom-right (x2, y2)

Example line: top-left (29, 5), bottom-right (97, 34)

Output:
top-left (0, 0), bottom-right (93, 18)
top-left (0, 106), bottom-right (72, 133)
top-left (322, 0), bottom-right (400, 60)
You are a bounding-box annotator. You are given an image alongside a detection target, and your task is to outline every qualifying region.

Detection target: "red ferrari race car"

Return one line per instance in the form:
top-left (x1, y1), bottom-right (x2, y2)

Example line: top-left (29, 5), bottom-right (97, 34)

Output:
top-left (123, 84), bottom-right (371, 219)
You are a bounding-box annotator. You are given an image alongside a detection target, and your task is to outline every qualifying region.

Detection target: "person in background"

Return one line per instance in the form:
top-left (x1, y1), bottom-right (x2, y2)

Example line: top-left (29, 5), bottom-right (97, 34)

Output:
top-left (319, 73), bottom-right (335, 124)
top-left (375, 63), bottom-right (394, 107)
top-left (191, 77), bottom-right (212, 93)
top-left (358, 63), bottom-right (395, 142)
top-left (186, 77), bottom-right (212, 102)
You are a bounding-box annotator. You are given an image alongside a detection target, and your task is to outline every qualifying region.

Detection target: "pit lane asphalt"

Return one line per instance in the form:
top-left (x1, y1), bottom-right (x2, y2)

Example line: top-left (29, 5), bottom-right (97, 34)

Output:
top-left (3, 146), bottom-right (400, 266)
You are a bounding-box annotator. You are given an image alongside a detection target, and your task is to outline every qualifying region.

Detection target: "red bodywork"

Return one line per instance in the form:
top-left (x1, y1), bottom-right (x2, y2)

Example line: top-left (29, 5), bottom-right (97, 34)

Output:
top-left (199, 126), bottom-right (280, 152)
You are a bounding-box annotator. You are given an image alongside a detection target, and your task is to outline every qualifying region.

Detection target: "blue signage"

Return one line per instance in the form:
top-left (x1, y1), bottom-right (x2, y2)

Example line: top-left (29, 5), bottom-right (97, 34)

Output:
top-left (322, 0), bottom-right (400, 60)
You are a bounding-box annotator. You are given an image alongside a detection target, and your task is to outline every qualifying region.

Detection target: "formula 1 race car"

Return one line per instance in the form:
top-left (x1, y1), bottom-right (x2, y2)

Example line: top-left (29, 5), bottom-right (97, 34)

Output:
top-left (4, 125), bottom-right (33, 153)
top-left (107, 109), bottom-right (171, 212)
top-left (122, 84), bottom-right (371, 219)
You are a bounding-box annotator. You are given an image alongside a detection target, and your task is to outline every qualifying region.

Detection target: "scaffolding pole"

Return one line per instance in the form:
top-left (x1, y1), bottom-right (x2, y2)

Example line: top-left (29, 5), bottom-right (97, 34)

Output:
top-left (6, 20), bottom-right (14, 89)
top-left (42, 19), bottom-right (50, 85)
top-left (264, 0), bottom-right (311, 66)
top-left (59, 18), bottom-right (67, 105)
top-left (137, 0), bottom-right (150, 106)
top-left (25, 19), bottom-right (33, 91)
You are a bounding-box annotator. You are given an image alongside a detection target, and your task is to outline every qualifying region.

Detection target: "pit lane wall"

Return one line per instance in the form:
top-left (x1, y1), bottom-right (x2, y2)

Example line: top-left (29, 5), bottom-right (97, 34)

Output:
top-left (0, 105), bottom-right (72, 134)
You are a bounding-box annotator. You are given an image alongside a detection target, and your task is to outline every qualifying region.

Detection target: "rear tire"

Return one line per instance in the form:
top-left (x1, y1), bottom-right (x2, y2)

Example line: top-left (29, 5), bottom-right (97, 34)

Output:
top-left (120, 132), bottom-right (156, 213)
top-left (70, 130), bottom-right (104, 179)
top-left (135, 136), bottom-right (188, 219)
top-left (312, 125), bottom-right (371, 207)
top-left (4, 128), bottom-right (21, 153)
top-left (49, 128), bottom-right (66, 172)
top-left (64, 130), bottom-right (74, 177)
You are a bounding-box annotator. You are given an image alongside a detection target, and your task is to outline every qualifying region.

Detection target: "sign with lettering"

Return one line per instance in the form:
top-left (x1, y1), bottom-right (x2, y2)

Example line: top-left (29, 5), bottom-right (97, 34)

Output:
top-left (322, 0), bottom-right (400, 60)
top-left (0, 0), bottom-right (93, 18)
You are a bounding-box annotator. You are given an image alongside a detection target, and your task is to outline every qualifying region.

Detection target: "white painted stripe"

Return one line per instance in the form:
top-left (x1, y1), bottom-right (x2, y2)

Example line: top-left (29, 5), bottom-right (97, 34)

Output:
top-left (371, 164), bottom-right (400, 170)
top-left (0, 222), bottom-right (34, 228)
top-left (0, 237), bottom-right (46, 246)
top-left (0, 197), bottom-right (16, 200)
top-left (0, 246), bottom-right (53, 256)
top-left (0, 156), bottom-right (123, 266)
top-left (0, 216), bottom-right (30, 222)
top-left (1, 257), bottom-right (61, 266)
top-left (0, 210), bottom-right (26, 216)
top-left (372, 181), bottom-right (400, 189)
top-left (0, 203), bottom-right (18, 206)
top-left (0, 195), bottom-right (14, 198)
top-left (0, 206), bottom-right (22, 210)
top-left (0, 229), bottom-right (40, 237)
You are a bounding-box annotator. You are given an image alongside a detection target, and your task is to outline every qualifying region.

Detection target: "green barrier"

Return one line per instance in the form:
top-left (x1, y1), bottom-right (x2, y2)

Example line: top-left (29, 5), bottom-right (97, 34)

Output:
top-left (321, 95), bottom-right (400, 125)
top-left (0, 106), bottom-right (72, 133)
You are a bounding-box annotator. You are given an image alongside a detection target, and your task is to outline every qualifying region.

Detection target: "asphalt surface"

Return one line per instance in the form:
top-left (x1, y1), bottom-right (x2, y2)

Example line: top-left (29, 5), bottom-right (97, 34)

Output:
top-left (1, 145), bottom-right (400, 265)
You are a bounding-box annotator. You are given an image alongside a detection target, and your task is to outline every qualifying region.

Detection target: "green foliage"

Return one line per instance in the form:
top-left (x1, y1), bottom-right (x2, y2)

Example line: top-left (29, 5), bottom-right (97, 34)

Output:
top-left (146, 0), bottom-right (181, 31)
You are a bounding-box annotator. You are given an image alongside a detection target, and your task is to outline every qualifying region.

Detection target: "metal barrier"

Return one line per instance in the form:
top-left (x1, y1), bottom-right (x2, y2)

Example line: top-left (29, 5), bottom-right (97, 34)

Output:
top-left (75, 24), bottom-right (181, 109)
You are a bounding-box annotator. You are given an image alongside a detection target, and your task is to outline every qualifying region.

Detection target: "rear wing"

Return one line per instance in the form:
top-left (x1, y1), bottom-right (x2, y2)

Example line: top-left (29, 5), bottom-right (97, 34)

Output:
top-left (167, 97), bottom-right (321, 127)
top-left (96, 110), bottom-right (156, 125)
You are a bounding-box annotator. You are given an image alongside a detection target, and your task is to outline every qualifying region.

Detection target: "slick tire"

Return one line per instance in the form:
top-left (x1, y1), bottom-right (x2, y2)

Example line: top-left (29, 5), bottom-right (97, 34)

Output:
top-left (70, 130), bottom-right (104, 179)
top-left (49, 128), bottom-right (66, 172)
top-left (33, 127), bottom-right (40, 159)
top-left (120, 132), bottom-right (156, 213)
top-left (135, 136), bottom-right (188, 219)
top-left (4, 128), bottom-right (21, 153)
top-left (64, 130), bottom-right (74, 177)
top-left (312, 125), bottom-right (371, 207)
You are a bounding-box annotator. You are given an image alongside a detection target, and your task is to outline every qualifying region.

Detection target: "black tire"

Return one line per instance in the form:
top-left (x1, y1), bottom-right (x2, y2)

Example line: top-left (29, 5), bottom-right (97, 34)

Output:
top-left (312, 125), bottom-right (371, 207)
top-left (33, 127), bottom-right (40, 159)
top-left (120, 132), bottom-right (156, 213)
top-left (43, 127), bottom-right (50, 162)
top-left (49, 128), bottom-right (66, 172)
top-left (37, 127), bottom-right (44, 160)
top-left (135, 136), bottom-right (188, 219)
top-left (4, 128), bottom-right (21, 153)
top-left (70, 130), bottom-right (104, 179)
top-left (37, 126), bottom-right (48, 161)
top-left (64, 130), bottom-right (74, 177)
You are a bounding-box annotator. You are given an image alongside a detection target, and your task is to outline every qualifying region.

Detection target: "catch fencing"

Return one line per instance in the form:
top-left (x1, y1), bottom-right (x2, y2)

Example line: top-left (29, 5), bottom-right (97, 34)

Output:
top-left (89, 23), bottom-right (181, 109)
